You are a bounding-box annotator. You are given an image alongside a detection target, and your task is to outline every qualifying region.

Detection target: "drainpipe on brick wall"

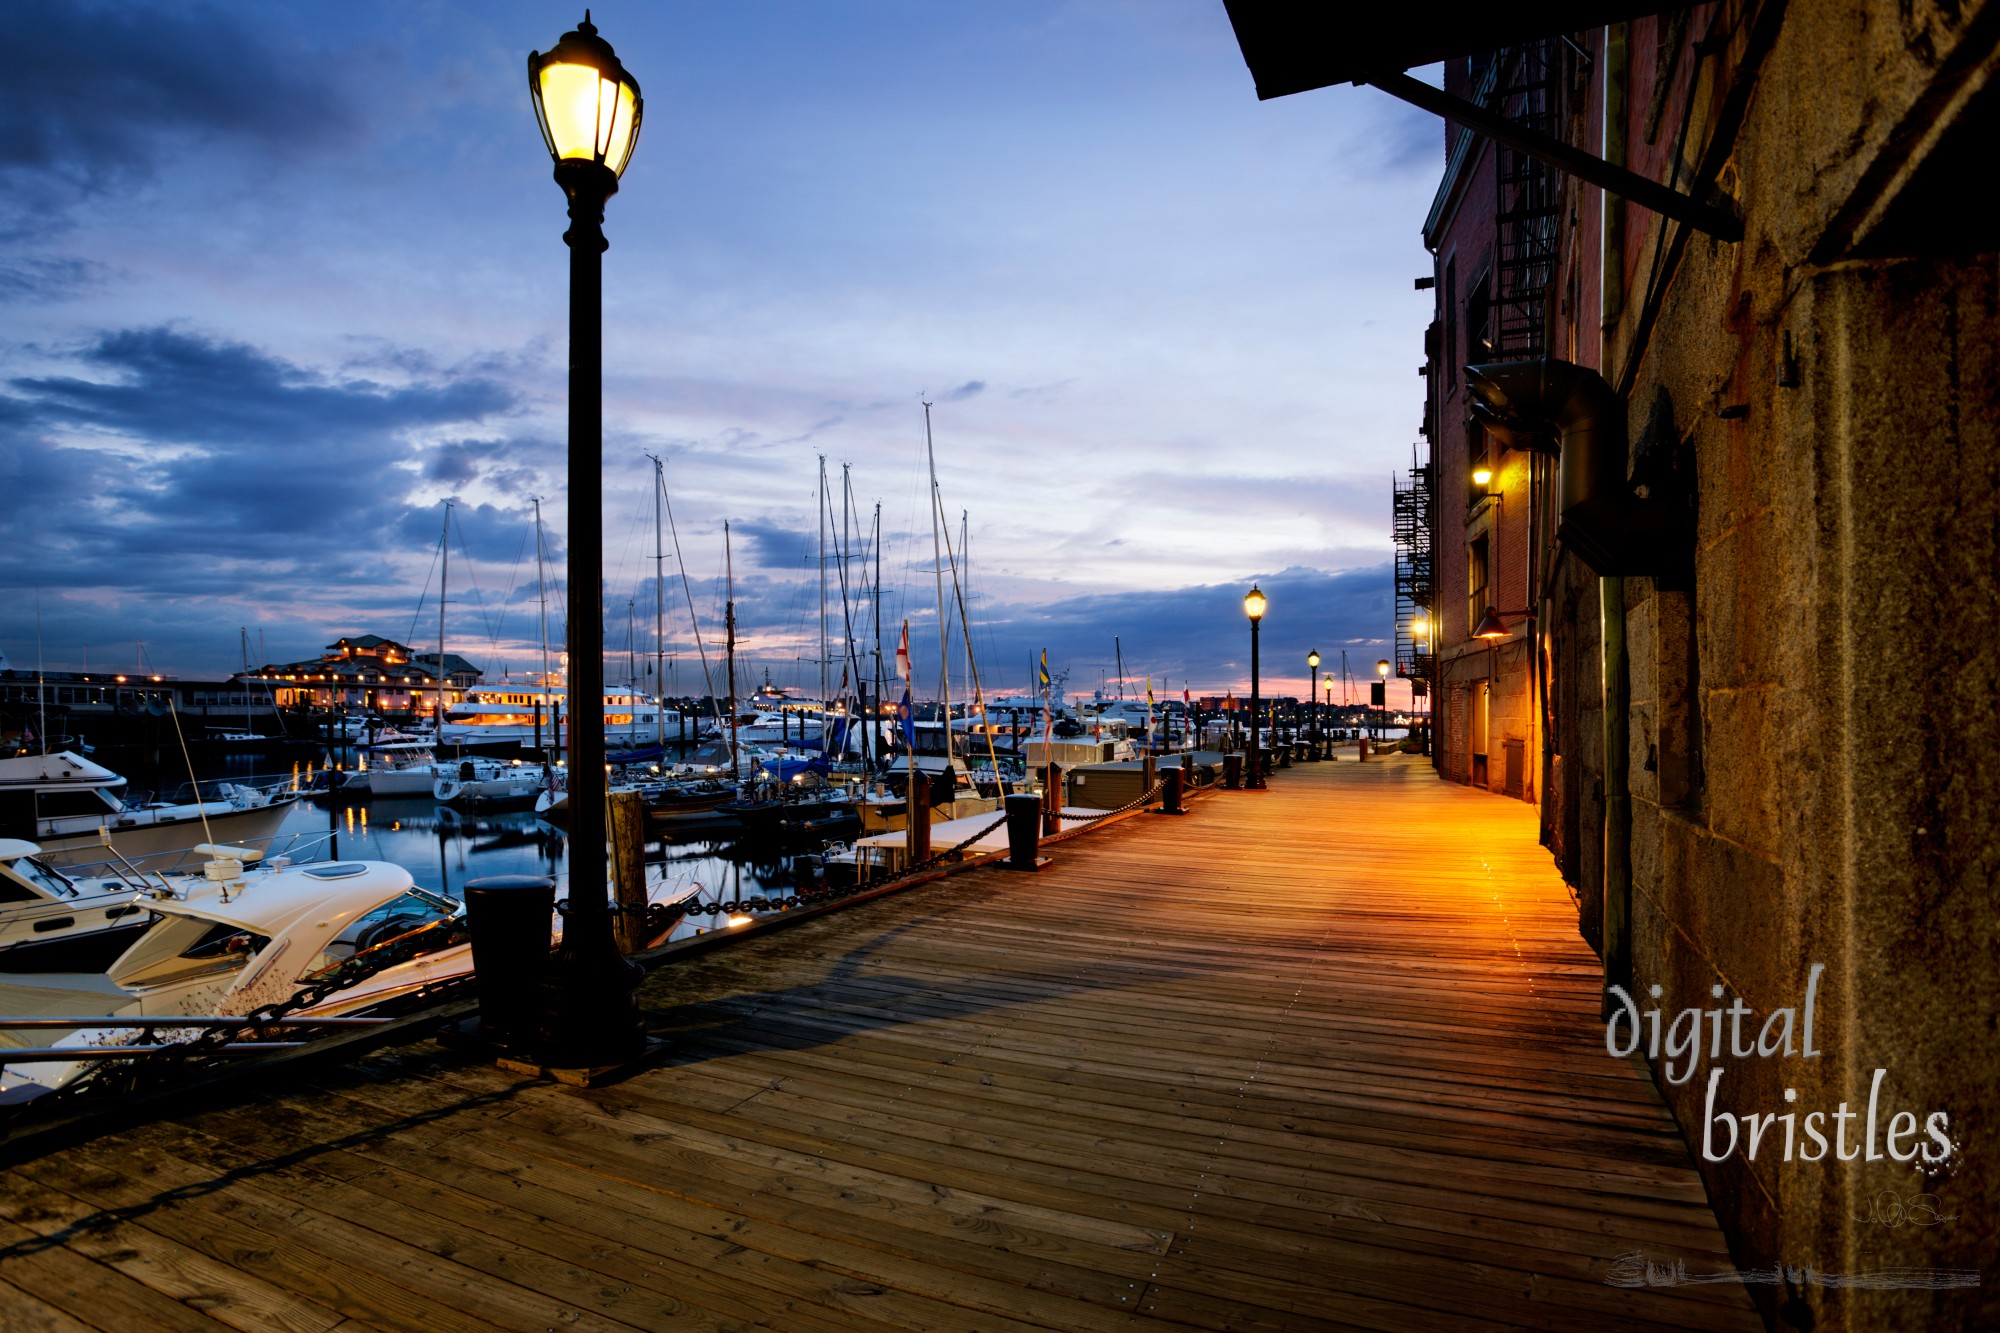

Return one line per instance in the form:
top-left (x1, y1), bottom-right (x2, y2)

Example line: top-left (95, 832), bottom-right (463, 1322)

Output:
top-left (1600, 575), bottom-right (1631, 1012)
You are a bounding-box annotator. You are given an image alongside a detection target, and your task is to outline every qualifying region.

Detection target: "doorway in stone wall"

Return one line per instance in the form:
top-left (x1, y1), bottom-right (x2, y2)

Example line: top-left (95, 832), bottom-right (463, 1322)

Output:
top-left (1470, 679), bottom-right (1490, 787)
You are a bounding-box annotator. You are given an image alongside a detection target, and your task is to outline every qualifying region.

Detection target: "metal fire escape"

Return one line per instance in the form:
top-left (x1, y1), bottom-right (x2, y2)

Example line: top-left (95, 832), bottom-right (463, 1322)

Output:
top-left (1393, 457), bottom-right (1432, 683)
top-left (1490, 40), bottom-right (1560, 361)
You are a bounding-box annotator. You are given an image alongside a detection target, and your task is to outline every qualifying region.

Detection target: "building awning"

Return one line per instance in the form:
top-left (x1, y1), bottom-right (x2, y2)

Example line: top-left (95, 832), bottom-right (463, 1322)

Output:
top-left (1221, 2), bottom-right (1684, 99)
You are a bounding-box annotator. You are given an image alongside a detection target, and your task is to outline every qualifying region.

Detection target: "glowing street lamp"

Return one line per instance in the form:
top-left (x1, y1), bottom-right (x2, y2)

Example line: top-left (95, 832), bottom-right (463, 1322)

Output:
top-left (1376, 658), bottom-right (1390, 744)
top-left (530, 12), bottom-right (645, 1069)
top-left (1306, 649), bottom-right (1320, 758)
top-left (1244, 585), bottom-right (1266, 789)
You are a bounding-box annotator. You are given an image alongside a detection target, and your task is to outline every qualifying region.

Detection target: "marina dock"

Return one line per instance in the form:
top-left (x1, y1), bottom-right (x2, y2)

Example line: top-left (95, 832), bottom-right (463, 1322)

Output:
top-left (0, 754), bottom-right (1760, 1331)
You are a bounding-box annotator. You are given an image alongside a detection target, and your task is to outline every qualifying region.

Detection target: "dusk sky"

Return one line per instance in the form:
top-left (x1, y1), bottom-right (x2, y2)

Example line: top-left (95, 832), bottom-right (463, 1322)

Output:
top-left (2, 2), bottom-right (1443, 706)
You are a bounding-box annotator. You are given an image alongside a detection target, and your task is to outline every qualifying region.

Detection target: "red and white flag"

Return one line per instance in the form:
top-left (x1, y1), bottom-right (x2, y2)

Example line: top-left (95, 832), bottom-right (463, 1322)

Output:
top-left (896, 620), bottom-right (911, 682)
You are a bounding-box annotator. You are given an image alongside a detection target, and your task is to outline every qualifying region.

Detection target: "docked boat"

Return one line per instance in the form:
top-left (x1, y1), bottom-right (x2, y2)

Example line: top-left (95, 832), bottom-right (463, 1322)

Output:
top-left (348, 740), bottom-right (439, 797)
top-left (432, 757), bottom-right (546, 808)
top-left (0, 842), bottom-right (704, 1102)
top-left (0, 750), bottom-right (300, 873)
top-left (440, 683), bottom-right (679, 752)
top-left (0, 840), bottom-right (157, 974)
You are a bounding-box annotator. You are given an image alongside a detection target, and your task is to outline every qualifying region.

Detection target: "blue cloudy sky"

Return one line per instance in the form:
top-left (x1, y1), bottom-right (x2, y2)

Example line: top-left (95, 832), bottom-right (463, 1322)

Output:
top-left (1, 2), bottom-right (1443, 704)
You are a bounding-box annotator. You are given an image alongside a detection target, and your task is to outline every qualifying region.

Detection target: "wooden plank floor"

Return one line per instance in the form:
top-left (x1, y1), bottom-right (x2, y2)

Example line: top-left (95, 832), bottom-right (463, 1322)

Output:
top-left (0, 755), bottom-right (1764, 1332)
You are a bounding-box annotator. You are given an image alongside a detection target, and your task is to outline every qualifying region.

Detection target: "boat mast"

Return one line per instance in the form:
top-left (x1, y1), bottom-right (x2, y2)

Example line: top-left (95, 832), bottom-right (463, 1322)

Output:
top-left (960, 510), bottom-right (971, 714)
top-left (436, 500), bottom-right (453, 731)
top-left (924, 401), bottom-right (949, 750)
top-left (872, 501), bottom-right (883, 772)
top-left (837, 464), bottom-right (865, 765)
top-left (725, 521), bottom-right (739, 782)
top-left (818, 454), bottom-right (829, 754)
top-left (533, 497), bottom-right (551, 754)
top-left (651, 454), bottom-right (666, 746)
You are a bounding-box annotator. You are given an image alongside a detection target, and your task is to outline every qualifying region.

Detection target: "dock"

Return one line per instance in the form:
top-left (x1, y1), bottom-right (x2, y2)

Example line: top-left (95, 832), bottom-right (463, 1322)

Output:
top-left (0, 754), bottom-right (1761, 1331)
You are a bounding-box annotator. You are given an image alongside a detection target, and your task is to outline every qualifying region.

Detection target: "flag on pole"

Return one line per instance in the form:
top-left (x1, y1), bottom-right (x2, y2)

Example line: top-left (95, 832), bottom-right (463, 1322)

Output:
top-left (1038, 649), bottom-right (1050, 690)
top-left (896, 620), bottom-right (913, 729)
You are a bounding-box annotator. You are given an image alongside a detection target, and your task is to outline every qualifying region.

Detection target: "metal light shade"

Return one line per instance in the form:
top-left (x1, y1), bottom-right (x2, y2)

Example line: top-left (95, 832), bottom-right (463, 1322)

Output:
top-left (530, 13), bottom-right (643, 176)
top-left (1244, 585), bottom-right (1267, 621)
top-left (1376, 659), bottom-right (1390, 676)
top-left (1472, 606), bottom-right (1509, 639)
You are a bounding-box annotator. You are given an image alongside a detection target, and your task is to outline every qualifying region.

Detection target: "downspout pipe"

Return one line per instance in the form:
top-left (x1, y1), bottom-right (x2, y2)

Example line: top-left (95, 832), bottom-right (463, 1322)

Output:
top-left (1464, 359), bottom-right (1640, 999)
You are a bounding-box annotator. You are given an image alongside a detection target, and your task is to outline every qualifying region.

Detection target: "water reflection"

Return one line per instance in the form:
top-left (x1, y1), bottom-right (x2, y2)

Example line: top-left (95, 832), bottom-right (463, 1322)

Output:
top-left (99, 746), bottom-right (799, 949)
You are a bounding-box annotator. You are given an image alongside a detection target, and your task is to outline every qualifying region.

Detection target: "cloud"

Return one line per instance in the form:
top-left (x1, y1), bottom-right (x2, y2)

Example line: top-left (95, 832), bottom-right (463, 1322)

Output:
top-left (942, 380), bottom-right (986, 401)
top-left (0, 326), bottom-right (532, 666)
top-left (0, 258), bottom-right (107, 305)
top-left (0, 4), bottom-right (357, 232)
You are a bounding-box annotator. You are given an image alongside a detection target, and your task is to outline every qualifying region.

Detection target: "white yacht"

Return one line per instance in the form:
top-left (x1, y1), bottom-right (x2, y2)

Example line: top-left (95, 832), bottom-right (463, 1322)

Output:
top-left (352, 740), bottom-right (440, 797)
top-left (0, 751), bottom-right (299, 872)
top-left (440, 683), bottom-right (678, 750)
top-left (0, 842), bottom-right (704, 1102)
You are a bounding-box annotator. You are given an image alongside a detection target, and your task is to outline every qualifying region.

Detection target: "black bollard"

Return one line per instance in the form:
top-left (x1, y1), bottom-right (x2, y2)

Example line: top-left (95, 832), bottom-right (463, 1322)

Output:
top-left (908, 770), bottom-right (932, 866)
top-left (1042, 762), bottom-right (1063, 835)
top-left (1224, 752), bottom-right (1242, 789)
top-left (1159, 764), bottom-right (1184, 815)
top-left (1005, 791), bottom-right (1042, 870)
top-left (463, 874), bottom-right (558, 1051)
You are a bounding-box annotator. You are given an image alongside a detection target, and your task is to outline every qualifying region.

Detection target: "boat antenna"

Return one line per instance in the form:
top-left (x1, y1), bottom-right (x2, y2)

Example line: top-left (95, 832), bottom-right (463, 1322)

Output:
top-left (167, 696), bottom-right (217, 851)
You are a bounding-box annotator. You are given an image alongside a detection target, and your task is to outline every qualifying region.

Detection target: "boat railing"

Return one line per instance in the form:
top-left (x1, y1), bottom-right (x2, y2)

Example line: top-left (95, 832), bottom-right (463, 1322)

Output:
top-left (52, 830), bottom-right (339, 882)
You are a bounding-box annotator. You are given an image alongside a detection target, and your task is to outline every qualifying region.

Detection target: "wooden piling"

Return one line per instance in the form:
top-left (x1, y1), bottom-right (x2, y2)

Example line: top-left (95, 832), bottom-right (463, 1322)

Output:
top-left (609, 789), bottom-right (649, 953)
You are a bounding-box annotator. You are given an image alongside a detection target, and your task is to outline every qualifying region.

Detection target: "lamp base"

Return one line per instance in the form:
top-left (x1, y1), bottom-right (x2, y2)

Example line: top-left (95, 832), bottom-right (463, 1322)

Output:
top-left (498, 1036), bottom-right (667, 1088)
top-left (537, 911), bottom-right (647, 1071)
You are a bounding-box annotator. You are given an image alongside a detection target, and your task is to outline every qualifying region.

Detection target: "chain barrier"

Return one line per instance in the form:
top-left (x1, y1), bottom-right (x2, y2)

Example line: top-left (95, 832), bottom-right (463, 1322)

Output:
top-left (1043, 779), bottom-right (1168, 842)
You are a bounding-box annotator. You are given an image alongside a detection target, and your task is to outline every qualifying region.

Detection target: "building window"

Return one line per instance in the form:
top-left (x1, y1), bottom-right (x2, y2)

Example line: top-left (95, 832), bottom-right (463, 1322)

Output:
top-left (1469, 534), bottom-right (1490, 635)
top-left (1466, 267), bottom-right (1493, 362)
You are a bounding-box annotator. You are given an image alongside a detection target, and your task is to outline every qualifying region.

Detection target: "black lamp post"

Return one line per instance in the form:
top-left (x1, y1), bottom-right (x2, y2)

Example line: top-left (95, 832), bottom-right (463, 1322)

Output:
top-left (530, 13), bottom-right (646, 1069)
top-left (1375, 658), bottom-right (1390, 747)
top-left (1306, 649), bottom-right (1320, 758)
top-left (1244, 585), bottom-right (1266, 789)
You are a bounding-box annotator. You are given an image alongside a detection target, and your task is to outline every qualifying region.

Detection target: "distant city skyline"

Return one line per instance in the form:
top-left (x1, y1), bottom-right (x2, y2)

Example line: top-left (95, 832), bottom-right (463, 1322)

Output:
top-left (1, 3), bottom-right (1443, 704)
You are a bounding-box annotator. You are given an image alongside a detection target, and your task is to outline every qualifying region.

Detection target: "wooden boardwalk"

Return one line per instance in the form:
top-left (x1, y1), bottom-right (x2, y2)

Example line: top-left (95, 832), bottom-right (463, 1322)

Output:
top-left (0, 754), bottom-right (1763, 1332)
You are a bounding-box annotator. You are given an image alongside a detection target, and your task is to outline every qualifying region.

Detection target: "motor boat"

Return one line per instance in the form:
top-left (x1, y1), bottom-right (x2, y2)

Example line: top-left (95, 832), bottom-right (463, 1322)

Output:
top-left (432, 757), bottom-right (546, 808)
top-left (0, 750), bottom-right (299, 872)
top-left (0, 839), bottom-right (157, 974)
top-left (0, 841), bottom-right (704, 1103)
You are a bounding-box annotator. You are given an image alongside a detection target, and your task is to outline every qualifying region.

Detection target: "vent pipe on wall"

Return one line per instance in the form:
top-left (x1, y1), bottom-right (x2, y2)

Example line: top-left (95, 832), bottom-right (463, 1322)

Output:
top-left (1463, 359), bottom-right (1683, 576)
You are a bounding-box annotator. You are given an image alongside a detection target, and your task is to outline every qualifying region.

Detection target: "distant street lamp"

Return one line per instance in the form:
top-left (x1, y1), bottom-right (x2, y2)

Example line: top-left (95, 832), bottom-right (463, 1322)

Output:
top-left (1410, 612), bottom-right (1431, 754)
top-left (1324, 676), bottom-right (1335, 745)
top-left (1306, 650), bottom-right (1320, 758)
top-left (1376, 658), bottom-right (1390, 746)
top-left (530, 13), bottom-right (645, 1068)
top-left (1244, 586), bottom-right (1266, 789)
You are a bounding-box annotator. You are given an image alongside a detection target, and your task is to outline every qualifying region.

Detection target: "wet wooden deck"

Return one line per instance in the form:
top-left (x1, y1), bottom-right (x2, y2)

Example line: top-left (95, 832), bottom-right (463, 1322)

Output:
top-left (0, 754), bottom-right (1762, 1331)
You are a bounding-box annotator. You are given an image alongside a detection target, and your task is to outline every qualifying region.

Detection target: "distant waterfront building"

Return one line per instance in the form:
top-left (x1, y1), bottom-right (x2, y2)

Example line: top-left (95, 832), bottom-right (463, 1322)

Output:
top-left (240, 634), bottom-right (483, 713)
